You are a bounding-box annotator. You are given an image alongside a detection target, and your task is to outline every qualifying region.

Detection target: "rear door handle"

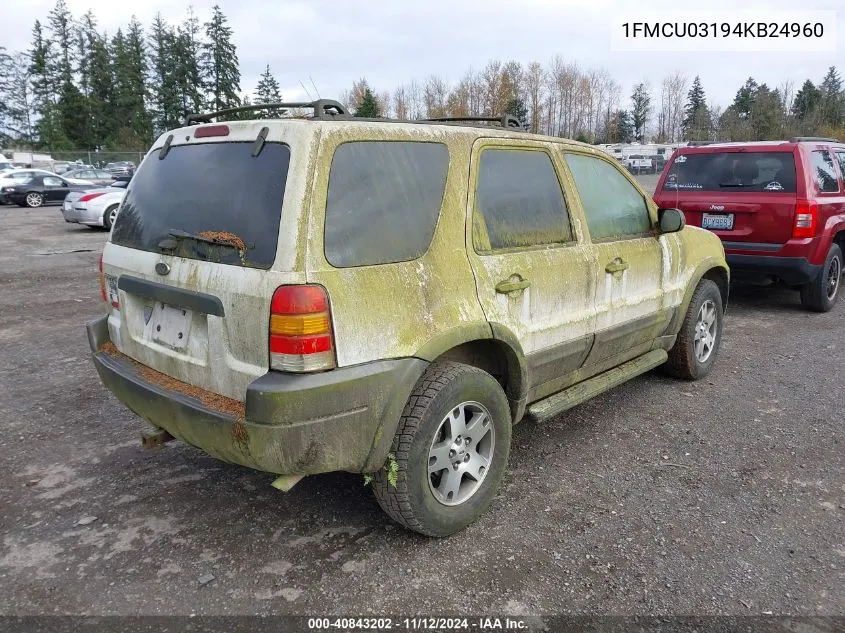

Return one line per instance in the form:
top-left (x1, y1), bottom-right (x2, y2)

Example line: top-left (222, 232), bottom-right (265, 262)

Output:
top-left (495, 278), bottom-right (531, 294)
top-left (605, 260), bottom-right (629, 274)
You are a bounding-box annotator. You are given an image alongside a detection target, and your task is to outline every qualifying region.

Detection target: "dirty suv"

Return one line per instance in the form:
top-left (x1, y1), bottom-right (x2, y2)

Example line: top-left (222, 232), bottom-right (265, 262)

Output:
top-left (88, 100), bottom-right (729, 537)
top-left (654, 138), bottom-right (845, 311)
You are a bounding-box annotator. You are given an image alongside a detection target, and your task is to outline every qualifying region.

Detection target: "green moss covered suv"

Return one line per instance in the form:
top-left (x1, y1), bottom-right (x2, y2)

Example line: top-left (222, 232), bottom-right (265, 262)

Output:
top-left (88, 100), bottom-right (729, 536)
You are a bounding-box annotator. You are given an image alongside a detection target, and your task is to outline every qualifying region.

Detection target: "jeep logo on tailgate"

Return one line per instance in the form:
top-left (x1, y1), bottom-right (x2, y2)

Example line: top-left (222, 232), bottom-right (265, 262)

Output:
top-left (710, 204), bottom-right (725, 211)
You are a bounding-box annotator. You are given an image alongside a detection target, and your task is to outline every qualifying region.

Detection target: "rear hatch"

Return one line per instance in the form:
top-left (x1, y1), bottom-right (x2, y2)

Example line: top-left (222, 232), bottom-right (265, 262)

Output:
top-left (655, 149), bottom-right (798, 247)
top-left (103, 125), bottom-right (302, 401)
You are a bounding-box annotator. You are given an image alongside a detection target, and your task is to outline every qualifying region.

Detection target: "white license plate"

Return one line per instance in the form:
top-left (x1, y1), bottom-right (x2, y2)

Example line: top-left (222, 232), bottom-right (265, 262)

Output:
top-left (105, 274), bottom-right (119, 307)
top-left (149, 302), bottom-right (193, 350)
top-left (701, 213), bottom-right (735, 231)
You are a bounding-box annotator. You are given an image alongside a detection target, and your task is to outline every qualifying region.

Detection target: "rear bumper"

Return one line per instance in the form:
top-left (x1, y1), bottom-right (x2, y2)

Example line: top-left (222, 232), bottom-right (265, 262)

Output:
top-left (726, 254), bottom-right (821, 285)
top-left (87, 315), bottom-right (427, 476)
top-left (62, 203), bottom-right (102, 225)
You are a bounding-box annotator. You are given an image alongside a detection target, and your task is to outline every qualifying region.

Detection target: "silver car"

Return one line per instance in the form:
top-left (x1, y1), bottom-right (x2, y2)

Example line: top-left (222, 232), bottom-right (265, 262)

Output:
top-left (62, 180), bottom-right (128, 229)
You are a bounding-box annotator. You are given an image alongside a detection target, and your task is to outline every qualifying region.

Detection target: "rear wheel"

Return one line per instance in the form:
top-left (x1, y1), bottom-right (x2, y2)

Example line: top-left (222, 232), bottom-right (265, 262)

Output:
top-left (25, 192), bottom-right (43, 208)
top-left (372, 361), bottom-right (511, 537)
top-left (800, 243), bottom-right (841, 313)
top-left (663, 279), bottom-right (723, 380)
top-left (102, 204), bottom-right (119, 230)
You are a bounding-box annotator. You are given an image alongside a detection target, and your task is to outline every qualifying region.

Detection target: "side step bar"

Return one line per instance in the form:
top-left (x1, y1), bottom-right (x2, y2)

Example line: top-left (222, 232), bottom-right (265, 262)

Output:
top-left (525, 349), bottom-right (668, 422)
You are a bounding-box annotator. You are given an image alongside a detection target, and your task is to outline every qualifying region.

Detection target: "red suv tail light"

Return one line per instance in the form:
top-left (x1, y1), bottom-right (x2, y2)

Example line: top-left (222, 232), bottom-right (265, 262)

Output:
top-left (792, 200), bottom-right (818, 239)
top-left (269, 285), bottom-right (335, 372)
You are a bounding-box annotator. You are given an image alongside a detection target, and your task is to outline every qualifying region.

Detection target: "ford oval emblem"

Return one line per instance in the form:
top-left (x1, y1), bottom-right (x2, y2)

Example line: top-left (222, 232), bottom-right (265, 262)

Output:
top-left (155, 262), bottom-right (171, 276)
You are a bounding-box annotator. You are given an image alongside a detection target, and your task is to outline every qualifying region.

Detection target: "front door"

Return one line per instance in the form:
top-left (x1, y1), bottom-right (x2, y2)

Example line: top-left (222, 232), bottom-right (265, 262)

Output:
top-left (42, 176), bottom-right (69, 202)
top-left (562, 152), bottom-right (668, 365)
top-left (466, 140), bottom-right (597, 401)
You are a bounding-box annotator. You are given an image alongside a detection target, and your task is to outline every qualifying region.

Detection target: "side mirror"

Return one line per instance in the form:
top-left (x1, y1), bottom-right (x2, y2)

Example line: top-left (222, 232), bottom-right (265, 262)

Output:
top-left (658, 208), bottom-right (685, 233)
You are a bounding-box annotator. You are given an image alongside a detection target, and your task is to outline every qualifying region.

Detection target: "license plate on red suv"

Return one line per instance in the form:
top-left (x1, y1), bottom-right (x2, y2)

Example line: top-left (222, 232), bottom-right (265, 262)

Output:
top-left (701, 213), bottom-right (735, 231)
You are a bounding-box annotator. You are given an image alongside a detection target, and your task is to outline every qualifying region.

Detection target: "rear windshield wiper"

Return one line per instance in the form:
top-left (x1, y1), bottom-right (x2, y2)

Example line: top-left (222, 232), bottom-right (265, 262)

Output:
top-left (159, 229), bottom-right (245, 253)
top-left (718, 183), bottom-right (755, 188)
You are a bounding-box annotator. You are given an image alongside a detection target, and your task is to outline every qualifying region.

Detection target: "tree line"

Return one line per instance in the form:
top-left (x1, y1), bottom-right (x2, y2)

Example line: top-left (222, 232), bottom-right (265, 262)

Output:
top-left (0, 1), bottom-right (843, 151)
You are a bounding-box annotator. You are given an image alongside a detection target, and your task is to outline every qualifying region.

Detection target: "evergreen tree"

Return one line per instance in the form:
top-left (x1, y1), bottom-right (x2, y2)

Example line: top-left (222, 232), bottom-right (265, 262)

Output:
top-left (682, 75), bottom-right (711, 141)
top-left (354, 88), bottom-right (380, 117)
top-left (750, 84), bottom-right (783, 140)
top-left (630, 83), bottom-right (651, 141)
top-left (504, 97), bottom-right (528, 127)
top-left (110, 26), bottom-right (150, 149)
top-left (47, 0), bottom-right (88, 147)
top-left (0, 51), bottom-right (34, 143)
top-left (88, 34), bottom-right (114, 147)
top-left (732, 77), bottom-right (759, 118)
top-left (254, 64), bottom-right (283, 118)
top-left (0, 47), bottom-right (14, 143)
top-left (792, 79), bottom-right (821, 121)
top-left (818, 66), bottom-right (843, 128)
top-left (29, 20), bottom-right (67, 149)
top-left (201, 5), bottom-right (240, 112)
top-left (75, 10), bottom-right (99, 148)
top-left (149, 14), bottom-right (181, 132)
top-left (610, 109), bottom-right (633, 143)
top-left (174, 9), bottom-right (204, 117)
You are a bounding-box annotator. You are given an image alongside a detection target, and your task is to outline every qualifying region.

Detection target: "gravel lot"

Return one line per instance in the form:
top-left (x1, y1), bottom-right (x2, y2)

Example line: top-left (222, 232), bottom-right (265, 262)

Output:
top-left (1, 183), bottom-right (843, 618)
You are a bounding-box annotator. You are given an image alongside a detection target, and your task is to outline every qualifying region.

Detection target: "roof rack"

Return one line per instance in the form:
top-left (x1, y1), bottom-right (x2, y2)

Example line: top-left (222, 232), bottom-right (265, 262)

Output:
top-left (419, 115), bottom-right (527, 130)
top-left (183, 99), bottom-right (350, 125)
top-left (789, 136), bottom-right (839, 143)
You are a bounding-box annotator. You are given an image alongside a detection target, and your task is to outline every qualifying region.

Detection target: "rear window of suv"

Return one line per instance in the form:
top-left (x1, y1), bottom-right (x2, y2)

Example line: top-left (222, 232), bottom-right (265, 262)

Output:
top-left (663, 151), bottom-right (797, 193)
top-left (111, 142), bottom-right (290, 269)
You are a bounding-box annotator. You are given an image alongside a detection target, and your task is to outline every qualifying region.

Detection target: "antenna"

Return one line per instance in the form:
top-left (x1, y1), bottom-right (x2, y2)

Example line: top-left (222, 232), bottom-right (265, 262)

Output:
top-left (299, 80), bottom-right (314, 101)
top-left (309, 75), bottom-right (321, 99)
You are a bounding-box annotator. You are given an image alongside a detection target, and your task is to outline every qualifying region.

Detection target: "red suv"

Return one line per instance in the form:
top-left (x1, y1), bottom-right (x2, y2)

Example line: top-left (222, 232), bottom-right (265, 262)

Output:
top-left (654, 138), bottom-right (845, 311)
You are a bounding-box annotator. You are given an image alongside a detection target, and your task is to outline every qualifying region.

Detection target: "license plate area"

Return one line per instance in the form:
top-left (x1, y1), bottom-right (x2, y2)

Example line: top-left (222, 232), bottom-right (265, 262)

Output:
top-left (147, 302), bottom-right (193, 350)
top-left (701, 213), bottom-right (735, 231)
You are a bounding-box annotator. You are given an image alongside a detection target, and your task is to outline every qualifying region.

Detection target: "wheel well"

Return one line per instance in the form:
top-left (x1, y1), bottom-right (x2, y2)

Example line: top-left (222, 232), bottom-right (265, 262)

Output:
top-left (702, 267), bottom-right (729, 310)
top-left (834, 231), bottom-right (845, 253)
top-left (435, 339), bottom-right (524, 413)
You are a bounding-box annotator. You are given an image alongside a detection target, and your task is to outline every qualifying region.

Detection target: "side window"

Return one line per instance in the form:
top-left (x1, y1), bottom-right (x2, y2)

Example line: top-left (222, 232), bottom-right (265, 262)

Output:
top-left (43, 176), bottom-right (62, 187)
top-left (811, 150), bottom-right (840, 193)
top-left (97, 171), bottom-right (112, 179)
top-left (834, 151), bottom-right (845, 184)
top-left (565, 153), bottom-right (652, 241)
top-left (474, 149), bottom-right (572, 252)
top-left (324, 141), bottom-right (449, 268)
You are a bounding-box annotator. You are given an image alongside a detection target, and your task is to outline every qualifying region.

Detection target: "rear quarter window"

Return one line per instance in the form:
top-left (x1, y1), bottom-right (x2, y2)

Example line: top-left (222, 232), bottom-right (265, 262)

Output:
top-left (324, 141), bottom-right (449, 268)
top-left (811, 150), bottom-right (840, 193)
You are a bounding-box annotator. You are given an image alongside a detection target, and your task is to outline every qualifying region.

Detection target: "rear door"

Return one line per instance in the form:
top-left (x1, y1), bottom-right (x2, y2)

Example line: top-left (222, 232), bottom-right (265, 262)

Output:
top-left (656, 149), bottom-right (798, 248)
top-left (466, 140), bottom-right (596, 400)
top-left (563, 151), bottom-right (668, 365)
top-left (104, 123), bottom-right (308, 401)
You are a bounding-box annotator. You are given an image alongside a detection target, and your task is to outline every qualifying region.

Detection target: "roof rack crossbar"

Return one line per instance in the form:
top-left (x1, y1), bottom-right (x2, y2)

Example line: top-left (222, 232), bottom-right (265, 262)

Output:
top-left (788, 136), bottom-right (839, 143)
top-left (420, 115), bottom-right (526, 130)
top-left (183, 99), bottom-right (349, 124)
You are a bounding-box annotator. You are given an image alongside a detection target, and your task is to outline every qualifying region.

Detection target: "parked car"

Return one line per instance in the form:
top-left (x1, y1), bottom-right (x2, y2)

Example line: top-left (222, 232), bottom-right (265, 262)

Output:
top-left (88, 101), bottom-right (728, 536)
top-left (105, 161), bottom-right (136, 177)
top-left (62, 180), bottom-right (128, 229)
top-left (654, 137), bottom-right (845, 312)
top-left (64, 168), bottom-right (116, 187)
top-left (2, 174), bottom-right (95, 208)
top-left (0, 169), bottom-right (94, 204)
top-left (0, 160), bottom-right (14, 172)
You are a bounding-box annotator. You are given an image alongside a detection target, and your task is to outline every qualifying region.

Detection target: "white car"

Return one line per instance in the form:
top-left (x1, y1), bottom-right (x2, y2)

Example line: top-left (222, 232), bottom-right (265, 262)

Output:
top-left (62, 181), bottom-right (128, 229)
top-left (0, 168), bottom-right (94, 188)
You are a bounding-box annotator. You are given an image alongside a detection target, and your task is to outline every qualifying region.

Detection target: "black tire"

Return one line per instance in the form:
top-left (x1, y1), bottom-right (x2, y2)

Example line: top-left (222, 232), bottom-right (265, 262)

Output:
top-left (799, 243), bottom-right (842, 313)
top-left (24, 192), bottom-right (43, 208)
top-left (372, 361), bottom-right (511, 537)
top-left (102, 204), bottom-right (119, 230)
top-left (663, 279), bottom-right (723, 380)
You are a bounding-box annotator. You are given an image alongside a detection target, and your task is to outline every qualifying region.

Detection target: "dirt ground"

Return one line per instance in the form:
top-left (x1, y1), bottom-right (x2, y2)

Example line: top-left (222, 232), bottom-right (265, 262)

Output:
top-left (1, 188), bottom-right (843, 618)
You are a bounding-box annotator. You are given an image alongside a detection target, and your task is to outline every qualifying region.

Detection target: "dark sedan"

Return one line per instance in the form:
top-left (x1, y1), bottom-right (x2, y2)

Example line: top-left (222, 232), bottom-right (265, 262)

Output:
top-left (2, 175), bottom-right (94, 208)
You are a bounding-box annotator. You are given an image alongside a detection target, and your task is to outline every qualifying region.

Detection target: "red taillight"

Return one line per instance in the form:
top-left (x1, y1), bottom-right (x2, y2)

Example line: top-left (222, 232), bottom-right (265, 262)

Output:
top-left (79, 192), bottom-right (105, 203)
top-left (98, 253), bottom-right (107, 303)
top-left (194, 125), bottom-right (230, 138)
top-left (269, 285), bottom-right (335, 372)
top-left (792, 200), bottom-right (817, 239)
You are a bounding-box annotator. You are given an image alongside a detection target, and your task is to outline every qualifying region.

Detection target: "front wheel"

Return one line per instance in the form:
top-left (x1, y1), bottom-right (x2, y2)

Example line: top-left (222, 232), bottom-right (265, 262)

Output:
top-left (372, 361), bottom-right (511, 537)
top-left (663, 279), bottom-right (724, 380)
top-left (800, 243), bottom-right (841, 313)
top-left (25, 192), bottom-right (43, 208)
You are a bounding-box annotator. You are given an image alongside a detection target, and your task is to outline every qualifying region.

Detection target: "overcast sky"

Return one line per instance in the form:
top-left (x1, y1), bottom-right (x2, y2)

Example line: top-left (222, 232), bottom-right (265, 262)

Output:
top-left (3, 0), bottom-right (842, 110)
